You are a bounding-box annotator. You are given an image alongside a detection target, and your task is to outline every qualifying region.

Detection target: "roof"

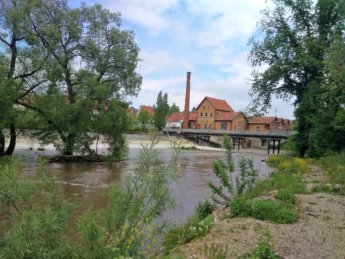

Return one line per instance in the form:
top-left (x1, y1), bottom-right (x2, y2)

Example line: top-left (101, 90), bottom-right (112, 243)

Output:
top-left (249, 117), bottom-right (277, 124)
top-left (189, 112), bottom-right (197, 121)
top-left (215, 112), bottom-right (241, 121)
top-left (196, 96), bottom-right (234, 112)
top-left (139, 105), bottom-right (154, 116)
top-left (166, 111), bottom-right (198, 122)
top-left (166, 112), bottom-right (184, 122)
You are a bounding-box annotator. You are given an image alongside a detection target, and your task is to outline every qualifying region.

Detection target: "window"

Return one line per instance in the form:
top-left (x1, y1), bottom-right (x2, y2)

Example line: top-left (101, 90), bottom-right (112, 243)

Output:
top-left (204, 124), bottom-right (207, 129)
top-left (200, 112), bottom-right (203, 117)
top-left (221, 121), bottom-right (227, 130)
top-left (205, 112), bottom-right (208, 117)
top-left (210, 112), bottom-right (212, 116)
top-left (203, 106), bottom-right (205, 110)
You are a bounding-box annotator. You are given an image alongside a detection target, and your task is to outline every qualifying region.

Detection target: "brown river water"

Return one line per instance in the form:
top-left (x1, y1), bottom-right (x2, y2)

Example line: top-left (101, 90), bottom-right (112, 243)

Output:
top-left (16, 137), bottom-right (272, 227)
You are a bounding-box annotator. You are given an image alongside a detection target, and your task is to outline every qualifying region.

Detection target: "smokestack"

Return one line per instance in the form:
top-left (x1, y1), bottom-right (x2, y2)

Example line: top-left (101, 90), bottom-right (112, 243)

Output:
top-left (183, 72), bottom-right (191, 129)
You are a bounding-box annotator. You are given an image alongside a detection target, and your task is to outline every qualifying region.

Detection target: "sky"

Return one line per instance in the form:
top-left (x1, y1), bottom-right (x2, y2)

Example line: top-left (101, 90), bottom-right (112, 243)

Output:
top-left (79, 0), bottom-right (295, 119)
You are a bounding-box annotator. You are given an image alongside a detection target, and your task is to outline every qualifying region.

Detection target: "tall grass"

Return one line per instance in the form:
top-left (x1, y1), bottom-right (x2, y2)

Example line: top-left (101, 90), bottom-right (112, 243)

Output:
top-left (318, 152), bottom-right (345, 195)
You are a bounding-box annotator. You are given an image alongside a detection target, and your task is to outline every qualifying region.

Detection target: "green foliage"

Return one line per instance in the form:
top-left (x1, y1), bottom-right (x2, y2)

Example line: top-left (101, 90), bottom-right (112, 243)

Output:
top-left (203, 243), bottom-right (227, 259)
top-left (77, 136), bottom-right (181, 257)
top-left (1, 1), bottom-right (142, 156)
top-left (240, 230), bottom-right (279, 259)
top-left (245, 156), bottom-right (308, 199)
top-left (196, 200), bottom-right (215, 220)
top-left (230, 198), bottom-right (297, 224)
top-left (0, 157), bottom-right (75, 258)
top-left (317, 152), bottom-right (345, 195)
top-left (154, 91), bottom-right (170, 130)
top-left (169, 103), bottom-right (180, 115)
top-left (248, 0), bottom-right (345, 157)
top-left (275, 189), bottom-right (297, 205)
top-left (163, 215), bottom-right (214, 255)
top-left (137, 109), bottom-right (152, 130)
top-left (208, 136), bottom-right (258, 206)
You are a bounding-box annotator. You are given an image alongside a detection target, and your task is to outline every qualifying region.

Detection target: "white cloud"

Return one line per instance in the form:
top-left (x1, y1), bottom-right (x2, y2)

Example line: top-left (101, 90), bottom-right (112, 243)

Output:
top-left (138, 49), bottom-right (174, 74)
top-left (103, 0), bottom-right (179, 34)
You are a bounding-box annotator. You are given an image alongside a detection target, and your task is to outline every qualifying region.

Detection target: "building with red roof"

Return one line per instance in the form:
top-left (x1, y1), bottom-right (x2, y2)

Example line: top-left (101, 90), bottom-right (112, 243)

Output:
top-left (138, 105), bottom-right (154, 117)
top-left (248, 116), bottom-right (291, 132)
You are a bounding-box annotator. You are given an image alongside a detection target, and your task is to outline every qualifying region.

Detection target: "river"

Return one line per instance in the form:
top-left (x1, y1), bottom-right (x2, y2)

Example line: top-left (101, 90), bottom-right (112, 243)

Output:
top-left (16, 134), bottom-right (272, 226)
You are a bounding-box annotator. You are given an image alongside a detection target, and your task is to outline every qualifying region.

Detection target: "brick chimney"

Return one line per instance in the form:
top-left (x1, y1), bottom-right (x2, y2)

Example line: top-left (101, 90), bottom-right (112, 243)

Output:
top-left (183, 72), bottom-right (191, 129)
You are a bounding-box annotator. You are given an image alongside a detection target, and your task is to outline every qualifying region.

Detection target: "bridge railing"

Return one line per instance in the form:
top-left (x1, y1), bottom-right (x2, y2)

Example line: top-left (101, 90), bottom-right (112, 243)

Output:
top-left (163, 128), bottom-right (295, 137)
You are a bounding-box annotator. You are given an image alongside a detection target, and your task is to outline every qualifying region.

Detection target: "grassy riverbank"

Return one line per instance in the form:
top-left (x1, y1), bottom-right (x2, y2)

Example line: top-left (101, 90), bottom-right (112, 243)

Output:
top-left (163, 154), bottom-right (345, 258)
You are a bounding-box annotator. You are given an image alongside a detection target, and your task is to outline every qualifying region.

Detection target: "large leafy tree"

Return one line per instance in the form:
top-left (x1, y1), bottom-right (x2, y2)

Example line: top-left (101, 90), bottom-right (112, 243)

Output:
top-left (17, 1), bottom-right (142, 156)
top-left (0, 0), bottom-right (48, 156)
top-left (248, 0), bottom-right (345, 157)
top-left (153, 91), bottom-right (170, 130)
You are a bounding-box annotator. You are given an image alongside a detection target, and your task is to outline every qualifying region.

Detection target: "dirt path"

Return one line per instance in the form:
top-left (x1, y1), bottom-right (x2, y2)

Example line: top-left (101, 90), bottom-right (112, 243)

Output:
top-left (175, 165), bottom-right (345, 259)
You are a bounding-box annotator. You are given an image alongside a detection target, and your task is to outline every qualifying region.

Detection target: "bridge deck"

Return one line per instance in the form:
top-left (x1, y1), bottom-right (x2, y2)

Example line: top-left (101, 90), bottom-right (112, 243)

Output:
top-left (163, 128), bottom-right (293, 140)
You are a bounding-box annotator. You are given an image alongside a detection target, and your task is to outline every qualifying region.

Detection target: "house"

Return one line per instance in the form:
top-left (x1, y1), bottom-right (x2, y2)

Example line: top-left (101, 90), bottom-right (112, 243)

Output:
top-left (248, 117), bottom-right (286, 132)
top-left (195, 96), bottom-right (235, 129)
top-left (138, 105), bottom-right (154, 117)
top-left (215, 111), bottom-right (247, 131)
top-left (166, 111), bottom-right (197, 129)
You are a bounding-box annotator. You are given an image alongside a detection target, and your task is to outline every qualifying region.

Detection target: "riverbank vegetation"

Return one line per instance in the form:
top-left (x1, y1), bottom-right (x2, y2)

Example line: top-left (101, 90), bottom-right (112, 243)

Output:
top-left (167, 144), bottom-right (345, 258)
top-left (0, 138), bottom-right (181, 258)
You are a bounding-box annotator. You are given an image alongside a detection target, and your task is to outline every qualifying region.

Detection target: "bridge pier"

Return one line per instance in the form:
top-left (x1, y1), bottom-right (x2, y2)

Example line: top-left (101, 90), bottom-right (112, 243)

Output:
top-left (267, 139), bottom-right (281, 155)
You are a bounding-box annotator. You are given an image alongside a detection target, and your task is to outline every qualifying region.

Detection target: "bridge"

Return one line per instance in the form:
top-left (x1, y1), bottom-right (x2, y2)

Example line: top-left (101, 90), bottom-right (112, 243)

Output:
top-left (163, 128), bottom-right (294, 154)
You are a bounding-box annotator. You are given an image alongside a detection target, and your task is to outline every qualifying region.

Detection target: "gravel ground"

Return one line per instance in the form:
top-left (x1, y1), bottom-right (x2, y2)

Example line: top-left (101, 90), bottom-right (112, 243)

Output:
top-left (175, 166), bottom-right (345, 259)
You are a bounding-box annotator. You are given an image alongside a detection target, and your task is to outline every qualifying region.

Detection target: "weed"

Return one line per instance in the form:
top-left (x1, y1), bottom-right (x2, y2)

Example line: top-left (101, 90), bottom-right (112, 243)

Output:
top-left (230, 198), bottom-right (297, 224)
top-left (163, 215), bottom-right (214, 255)
top-left (275, 189), bottom-right (297, 205)
top-left (203, 243), bottom-right (227, 259)
top-left (208, 136), bottom-right (258, 206)
top-left (240, 230), bottom-right (279, 259)
top-left (196, 200), bottom-right (215, 220)
top-left (318, 152), bottom-right (345, 190)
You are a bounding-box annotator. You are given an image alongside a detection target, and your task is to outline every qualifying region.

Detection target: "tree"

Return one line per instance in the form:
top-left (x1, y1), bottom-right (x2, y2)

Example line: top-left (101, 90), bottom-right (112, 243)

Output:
top-left (137, 109), bottom-right (152, 131)
top-left (18, 1), bottom-right (142, 157)
top-left (153, 91), bottom-right (170, 130)
top-left (169, 103), bottom-right (180, 115)
top-left (0, 0), bottom-right (48, 156)
top-left (248, 0), bottom-right (345, 157)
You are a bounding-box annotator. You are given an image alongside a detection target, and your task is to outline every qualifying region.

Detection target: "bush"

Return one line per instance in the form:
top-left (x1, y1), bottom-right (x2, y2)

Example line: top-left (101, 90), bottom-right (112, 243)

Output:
top-left (240, 230), bottom-right (279, 259)
top-left (208, 136), bottom-right (258, 206)
top-left (163, 215), bottom-right (214, 255)
top-left (275, 189), bottom-right (297, 205)
top-left (196, 200), bottom-right (215, 220)
top-left (230, 198), bottom-right (297, 224)
top-left (203, 243), bottom-right (227, 259)
top-left (319, 152), bottom-right (345, 185)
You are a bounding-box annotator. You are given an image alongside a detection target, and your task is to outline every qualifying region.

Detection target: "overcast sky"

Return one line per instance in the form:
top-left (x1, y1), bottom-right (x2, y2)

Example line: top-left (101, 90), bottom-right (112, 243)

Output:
top-left (82, 0), bottom-right (295, 119)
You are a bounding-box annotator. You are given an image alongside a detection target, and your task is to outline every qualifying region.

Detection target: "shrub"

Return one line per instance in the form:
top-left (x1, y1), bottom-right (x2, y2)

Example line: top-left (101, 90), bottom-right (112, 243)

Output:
top-left (196, 200), bottom-right (215, 220)
top-left (203, 243), bottom-right (227, 259)
top-left (240, 230), bottom-right (279, 259)
top-left (319, 152), bottom-right (345, 186)
top-left (275, 189), bottom-right (297, 205)
top-left (78, 136), bottom-right (181, 258)
top-left (252, 200), bottom-right (297, 223)
top-left (163, 215), bottom-right (214, 255)
top-left (230, 198), bottom-right (297, 224)
top-left (208, 136), bottom-right (258, 206)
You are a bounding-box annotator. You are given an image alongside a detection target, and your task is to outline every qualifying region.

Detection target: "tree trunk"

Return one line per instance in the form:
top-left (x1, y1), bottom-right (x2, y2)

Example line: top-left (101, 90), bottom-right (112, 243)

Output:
top-left (4, 123), bottom-right (16, 155)
top-left (63, 133), bottom-right (76, 155)
top-left (0, 130), bottom-right (5, 155)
